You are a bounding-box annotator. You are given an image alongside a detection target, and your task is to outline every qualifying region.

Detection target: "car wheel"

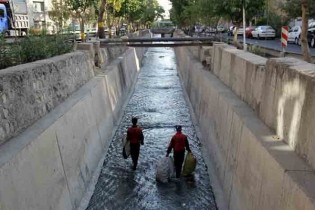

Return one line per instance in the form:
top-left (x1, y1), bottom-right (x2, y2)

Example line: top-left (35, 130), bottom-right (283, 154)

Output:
top-left (297, 37), bottom-right (301, 46)
top-left (311, 37), bottom-right (315, 48)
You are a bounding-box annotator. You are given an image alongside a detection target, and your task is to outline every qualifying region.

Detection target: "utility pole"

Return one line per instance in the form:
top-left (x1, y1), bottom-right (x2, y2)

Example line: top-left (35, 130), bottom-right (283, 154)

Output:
top-left (242, 0), bottom-right (247, 51)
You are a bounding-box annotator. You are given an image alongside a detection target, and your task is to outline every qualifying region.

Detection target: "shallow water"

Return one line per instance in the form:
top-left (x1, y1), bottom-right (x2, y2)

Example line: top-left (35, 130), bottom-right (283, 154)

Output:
top-left (86, 47), bottom-right (218, 210)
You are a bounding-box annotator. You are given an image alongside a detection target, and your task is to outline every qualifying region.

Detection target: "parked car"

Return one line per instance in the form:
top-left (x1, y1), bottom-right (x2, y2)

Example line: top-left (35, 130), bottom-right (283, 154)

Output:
top-left (204, 27), bottom-right (216, 33)
top-left (245, 26), bottom-right (256, 38)
top-left (288, 25), bottom-right (302, 45)
top-left (233, 26), bottom-right (244, 36)
top-left (309, 21), bottom-right (315, 29)
top-left (307, 25), bottom-right (315, 47)
top-left (251, 25), bottom-right (276, 39)
top-left (86, 28), bottom-right (97, 38)
top-left (217, 25), bottom-right (226, 33)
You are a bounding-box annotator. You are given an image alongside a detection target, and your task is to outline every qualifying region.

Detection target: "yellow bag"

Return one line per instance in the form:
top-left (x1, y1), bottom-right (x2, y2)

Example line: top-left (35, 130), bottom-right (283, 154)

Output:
top-left (182, 152), bottom-right (197, 176)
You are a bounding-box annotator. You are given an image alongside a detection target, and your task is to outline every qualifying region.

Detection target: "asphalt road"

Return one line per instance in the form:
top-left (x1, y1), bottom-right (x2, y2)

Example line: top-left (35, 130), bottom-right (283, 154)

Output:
top-left (196, 32), bottom-right (315, 56)
top-left (241, 37), bottom-right (315, 56)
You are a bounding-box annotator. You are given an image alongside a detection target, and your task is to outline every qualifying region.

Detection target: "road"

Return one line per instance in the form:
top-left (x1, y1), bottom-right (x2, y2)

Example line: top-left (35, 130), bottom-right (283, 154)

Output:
top-left (241, 37), bottom-right (315, 56)
top-left (196, 32), bottom-right (315, 56)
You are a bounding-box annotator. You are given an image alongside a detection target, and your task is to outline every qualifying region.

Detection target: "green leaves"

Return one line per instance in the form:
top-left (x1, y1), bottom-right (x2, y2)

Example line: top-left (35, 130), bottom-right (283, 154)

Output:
top-left (170, 0), bottom-right (265, 27)
top-left (0, 35), bottom-right (74, 69)
top-left (280, 0), bottom-right (315, 19)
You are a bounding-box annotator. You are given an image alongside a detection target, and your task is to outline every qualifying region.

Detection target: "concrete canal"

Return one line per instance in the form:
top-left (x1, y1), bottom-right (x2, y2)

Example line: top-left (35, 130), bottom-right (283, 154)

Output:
top-left (83, 46), bottom-right (218, 210)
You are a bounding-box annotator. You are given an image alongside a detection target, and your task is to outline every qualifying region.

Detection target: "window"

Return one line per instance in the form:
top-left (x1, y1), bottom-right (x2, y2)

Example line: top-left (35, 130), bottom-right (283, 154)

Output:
top-left (0, 9), bottom-right (4, 18)
top-left (33, 1), bottom-right (44, 12)
top-left (34, 20), bottom-right (45, 29)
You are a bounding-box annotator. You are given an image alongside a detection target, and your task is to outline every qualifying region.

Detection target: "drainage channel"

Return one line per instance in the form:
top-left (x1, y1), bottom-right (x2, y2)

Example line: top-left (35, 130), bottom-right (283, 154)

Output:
top-left (84, 46), bottom-right (218, 210)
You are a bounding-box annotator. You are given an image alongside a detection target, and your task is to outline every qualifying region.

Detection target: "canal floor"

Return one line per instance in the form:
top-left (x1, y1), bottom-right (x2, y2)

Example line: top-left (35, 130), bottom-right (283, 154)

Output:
top-left (85, 47), bottom-right (218, 210)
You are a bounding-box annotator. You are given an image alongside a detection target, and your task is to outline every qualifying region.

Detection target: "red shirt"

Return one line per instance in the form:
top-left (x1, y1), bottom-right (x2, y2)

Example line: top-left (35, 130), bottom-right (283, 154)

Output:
top-left (127, 125), bottom-right (144, 144)
top-left (167, 131), bottom-right (191, 153)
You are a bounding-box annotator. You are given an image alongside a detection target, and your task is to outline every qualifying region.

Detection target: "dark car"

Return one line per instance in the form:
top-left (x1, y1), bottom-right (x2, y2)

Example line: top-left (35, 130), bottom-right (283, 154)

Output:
top-left (307, 24), bottom-right (315, 47)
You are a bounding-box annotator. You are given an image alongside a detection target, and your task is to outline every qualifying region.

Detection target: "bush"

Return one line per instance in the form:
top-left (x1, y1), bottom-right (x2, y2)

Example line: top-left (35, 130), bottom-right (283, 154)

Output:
top-left (0, 34), bottom-right (74, 69)
top-left (249, 45), bottom-right (264, 57)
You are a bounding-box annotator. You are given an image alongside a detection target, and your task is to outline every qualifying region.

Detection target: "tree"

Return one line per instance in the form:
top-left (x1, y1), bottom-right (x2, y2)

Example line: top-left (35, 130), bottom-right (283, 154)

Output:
top-left (48, 0), bottom-right (71, 32)
top-left (280, 0), bottom-right (315, 20)
top-left (211, 0), bottom-right (265, 46)
top-left (138, 0), bottom-right (164, 29)
top-left (301, 0), bottom-right (311, 62)
top-left (280, 0), bottom-right (314, 62)
top-left (97, 0), bottom-right (123, 38)
top-left (68, 0), bottom-right (98, 41)
top-left (169, 0), bottom-right (190, 27)
top-left (97, 0), bottom-right (107, 38)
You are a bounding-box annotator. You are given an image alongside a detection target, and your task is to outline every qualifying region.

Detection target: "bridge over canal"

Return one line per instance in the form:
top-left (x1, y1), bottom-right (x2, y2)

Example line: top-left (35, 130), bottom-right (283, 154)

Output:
top-left (0, 31), bottom-right (315, 210)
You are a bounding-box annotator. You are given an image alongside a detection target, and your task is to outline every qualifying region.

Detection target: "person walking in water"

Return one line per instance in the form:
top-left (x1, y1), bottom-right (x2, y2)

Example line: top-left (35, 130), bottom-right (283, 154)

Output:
top-left (166, 125), bottom-right (191, 178)
top-left (127, 117), bottom-right (144, 170)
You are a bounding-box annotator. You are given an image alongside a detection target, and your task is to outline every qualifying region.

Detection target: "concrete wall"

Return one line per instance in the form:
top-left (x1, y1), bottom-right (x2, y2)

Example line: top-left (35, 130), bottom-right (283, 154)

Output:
top-left (0, 52), bottom-right (94, 145)
top-left (211, 43), bottom-right (315, 171)
top-left (175, 43), bottom-right (315, 210)
top-left (0, 46), bottom-right (146, 210)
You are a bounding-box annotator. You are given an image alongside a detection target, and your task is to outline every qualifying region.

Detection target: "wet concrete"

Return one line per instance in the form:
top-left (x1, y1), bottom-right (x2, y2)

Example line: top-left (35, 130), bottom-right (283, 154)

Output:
top-left (85, 47), bottom-right (218, 210)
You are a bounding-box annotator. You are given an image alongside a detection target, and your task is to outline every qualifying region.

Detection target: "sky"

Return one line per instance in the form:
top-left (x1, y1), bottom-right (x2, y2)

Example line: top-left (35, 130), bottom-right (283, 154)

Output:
top-left (158, 0), bottom-right (172, 18)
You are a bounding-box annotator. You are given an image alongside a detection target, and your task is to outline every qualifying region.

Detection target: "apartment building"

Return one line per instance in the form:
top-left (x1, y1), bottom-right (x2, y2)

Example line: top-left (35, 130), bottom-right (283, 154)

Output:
top-left (27, 0), bottom-right (56, 33)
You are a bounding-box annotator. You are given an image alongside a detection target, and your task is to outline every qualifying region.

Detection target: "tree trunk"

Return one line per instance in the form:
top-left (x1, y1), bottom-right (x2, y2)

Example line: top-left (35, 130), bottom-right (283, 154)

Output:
top-left (233, 25), bottom-right (242, 48)
top-left (97, 0), bottom-right (106, 38)
top-left (301, 0), bottom-right (311, 62)
top-left (80, 17), bottom-right (85, 42)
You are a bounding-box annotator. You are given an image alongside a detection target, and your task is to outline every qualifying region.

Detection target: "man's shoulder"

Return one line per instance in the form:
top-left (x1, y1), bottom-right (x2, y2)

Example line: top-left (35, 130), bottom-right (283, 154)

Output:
top-left (179, 133), bottom-right (187, 138)
top-left (128, 126), bottom-right (142, 131)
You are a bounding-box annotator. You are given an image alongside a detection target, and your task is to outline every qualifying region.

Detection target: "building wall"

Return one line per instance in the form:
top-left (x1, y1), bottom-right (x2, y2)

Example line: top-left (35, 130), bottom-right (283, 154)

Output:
top-left (27, 0), bottom-right (59, 33)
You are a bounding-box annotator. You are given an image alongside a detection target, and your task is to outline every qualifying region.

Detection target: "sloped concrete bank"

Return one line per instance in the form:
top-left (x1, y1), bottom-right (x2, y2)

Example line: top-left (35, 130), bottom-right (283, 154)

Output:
top-left (0, 45), bottom-right (146, 209)
top-left (174, 42), bottom-right (315, 209)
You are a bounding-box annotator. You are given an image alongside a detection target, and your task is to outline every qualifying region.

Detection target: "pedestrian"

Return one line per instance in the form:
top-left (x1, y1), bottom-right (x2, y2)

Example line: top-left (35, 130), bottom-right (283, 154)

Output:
top-left (166, 125), bottom-right (191, 178)
top-left (127, 117), bottom-right (144, 170)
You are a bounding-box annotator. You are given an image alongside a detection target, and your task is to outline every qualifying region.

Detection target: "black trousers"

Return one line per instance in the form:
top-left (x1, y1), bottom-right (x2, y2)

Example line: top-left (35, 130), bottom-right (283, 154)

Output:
top-left (130, 143), bottom-right (140, 168)
top-left (174, 150), bottom-right (185, 178)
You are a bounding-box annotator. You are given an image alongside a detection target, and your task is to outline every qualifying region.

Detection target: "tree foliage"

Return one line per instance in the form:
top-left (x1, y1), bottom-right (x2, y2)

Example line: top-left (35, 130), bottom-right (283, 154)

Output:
top-left (169, 0), bottom-right (189, 27)
top-left (67, 0), bottom-right (98, 40)
top-left (96, 0), bottom-right (163, 37)
top-left (280, 0), bottom-right (315, 20)
top-left (170, 0), bottom-right (265, 28)
top-left (48, 0), bottom-right (71, 31)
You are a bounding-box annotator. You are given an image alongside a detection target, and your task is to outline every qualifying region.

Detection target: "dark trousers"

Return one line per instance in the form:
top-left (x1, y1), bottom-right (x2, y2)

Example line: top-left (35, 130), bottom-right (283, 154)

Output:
top-left (174, 150), bottom-right (185, 178)
top-left (130, 143), bottom-right (140, 168)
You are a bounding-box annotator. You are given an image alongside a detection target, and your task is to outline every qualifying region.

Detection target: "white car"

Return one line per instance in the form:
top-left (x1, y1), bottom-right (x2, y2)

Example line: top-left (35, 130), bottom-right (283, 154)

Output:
top-left (233, 27), bottom-right (244, 36)
top-left (252, 25), bottom-right (276, 39)
top-left (288, 25), bottom-right (301, 45)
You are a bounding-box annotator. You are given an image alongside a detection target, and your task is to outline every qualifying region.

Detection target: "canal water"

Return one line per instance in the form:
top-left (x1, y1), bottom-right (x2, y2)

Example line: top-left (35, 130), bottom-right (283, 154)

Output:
top-left (84, 47), bottom-right (218, 210)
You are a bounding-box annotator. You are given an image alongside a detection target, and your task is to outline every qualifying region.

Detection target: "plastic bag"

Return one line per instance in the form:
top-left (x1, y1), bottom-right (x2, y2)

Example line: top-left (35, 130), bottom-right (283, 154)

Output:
top-left (156, 156), bottom-right (175, 183)
top-left (182, 152), bottom-right (197, 176)
top-left (122, 135), bottom-right (130, 159)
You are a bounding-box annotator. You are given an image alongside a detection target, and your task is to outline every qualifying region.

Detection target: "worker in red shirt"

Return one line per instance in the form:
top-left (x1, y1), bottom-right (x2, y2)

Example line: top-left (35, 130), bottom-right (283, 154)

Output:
top-left (127, 117), bottom-right (144, 170)
top-left (166, 125), bottom-right (191, 178)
